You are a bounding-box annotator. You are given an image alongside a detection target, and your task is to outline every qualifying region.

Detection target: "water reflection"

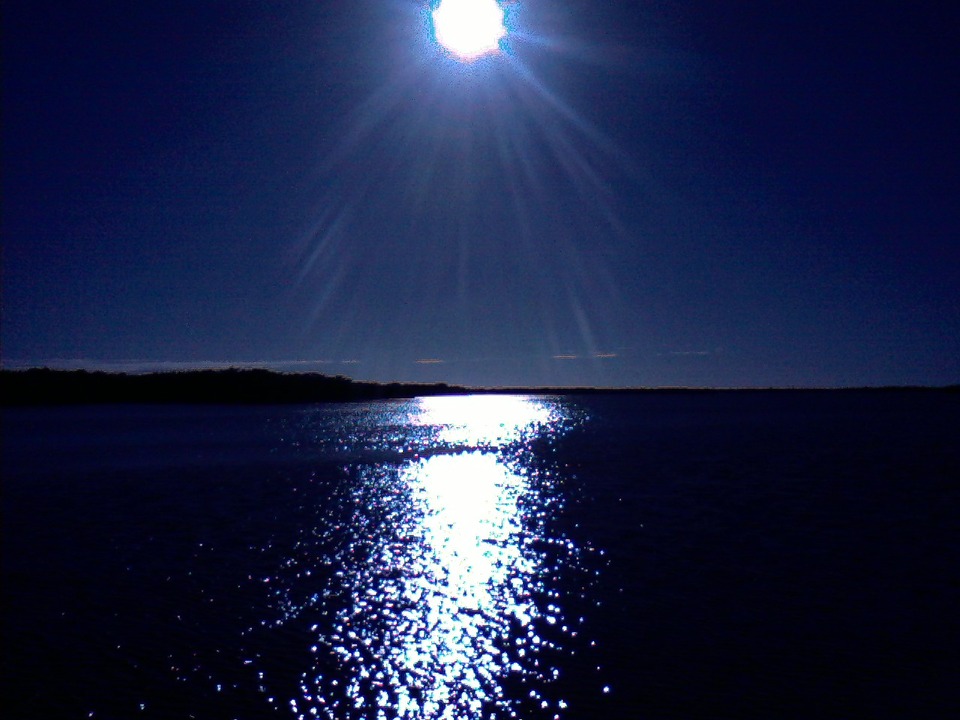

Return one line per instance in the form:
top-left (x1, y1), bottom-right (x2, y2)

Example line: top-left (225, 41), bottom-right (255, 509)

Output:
top-left (391, 452), bottom-right (534, 717)
top-left (413, 394), bottom-right (557, 446)
top-left (260, 395), bottom-right (591, 719)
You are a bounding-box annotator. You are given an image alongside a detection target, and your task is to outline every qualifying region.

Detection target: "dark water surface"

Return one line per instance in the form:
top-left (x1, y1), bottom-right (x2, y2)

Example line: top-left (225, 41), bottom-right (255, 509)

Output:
top-left (3, 392), bottom-right (958, 718)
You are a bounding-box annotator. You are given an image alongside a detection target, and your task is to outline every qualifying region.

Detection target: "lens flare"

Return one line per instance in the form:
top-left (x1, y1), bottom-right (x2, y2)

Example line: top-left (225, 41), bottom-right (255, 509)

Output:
top-left (293, 3), bottom-right (630, 381)
top-left (432, 0), bottom-right (507, 61)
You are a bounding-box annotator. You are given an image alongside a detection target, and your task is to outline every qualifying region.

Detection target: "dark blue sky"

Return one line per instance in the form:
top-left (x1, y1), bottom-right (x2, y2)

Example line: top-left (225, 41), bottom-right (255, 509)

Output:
top-left (3, 1), bottom-right (958, 386)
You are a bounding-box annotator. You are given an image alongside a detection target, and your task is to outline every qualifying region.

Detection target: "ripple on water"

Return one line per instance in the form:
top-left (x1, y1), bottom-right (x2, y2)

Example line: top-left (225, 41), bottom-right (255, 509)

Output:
top-left (240, 395), bottom-right (602, 719)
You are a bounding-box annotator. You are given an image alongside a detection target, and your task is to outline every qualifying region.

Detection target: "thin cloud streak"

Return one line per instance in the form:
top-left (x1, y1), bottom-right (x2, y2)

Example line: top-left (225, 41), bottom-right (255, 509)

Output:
top-left (1, 359), bottom-right (359, 374)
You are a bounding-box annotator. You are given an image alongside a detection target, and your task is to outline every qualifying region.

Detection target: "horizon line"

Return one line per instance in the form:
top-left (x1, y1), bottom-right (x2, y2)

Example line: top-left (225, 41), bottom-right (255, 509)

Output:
top-left (1, 366), bottom-right (956, 393)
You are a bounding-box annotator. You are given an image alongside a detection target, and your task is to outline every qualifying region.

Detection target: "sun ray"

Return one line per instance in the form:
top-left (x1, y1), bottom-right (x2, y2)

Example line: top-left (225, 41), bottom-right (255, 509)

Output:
top-left (288, 4), bottom-right (637, 382)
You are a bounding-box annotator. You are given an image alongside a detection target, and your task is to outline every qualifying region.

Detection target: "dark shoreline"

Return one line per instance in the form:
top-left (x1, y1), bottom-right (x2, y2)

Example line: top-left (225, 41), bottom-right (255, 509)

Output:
top-left (2, 368), bottom-right (956, 406)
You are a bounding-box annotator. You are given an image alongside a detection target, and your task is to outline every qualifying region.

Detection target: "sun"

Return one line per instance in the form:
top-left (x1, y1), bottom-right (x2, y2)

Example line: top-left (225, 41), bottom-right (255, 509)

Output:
top-left (432, 0), bottom-right (507, 61)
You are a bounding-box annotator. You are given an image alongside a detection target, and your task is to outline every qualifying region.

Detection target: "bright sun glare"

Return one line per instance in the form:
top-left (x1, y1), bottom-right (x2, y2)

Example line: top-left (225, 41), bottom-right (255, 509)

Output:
top-left (432, 0), bottom-right (507, 61)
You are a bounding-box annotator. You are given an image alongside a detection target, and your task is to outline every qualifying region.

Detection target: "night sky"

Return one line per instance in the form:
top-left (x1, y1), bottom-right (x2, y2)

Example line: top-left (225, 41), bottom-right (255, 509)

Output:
top-left (3, 1), bottom-right (958, 387)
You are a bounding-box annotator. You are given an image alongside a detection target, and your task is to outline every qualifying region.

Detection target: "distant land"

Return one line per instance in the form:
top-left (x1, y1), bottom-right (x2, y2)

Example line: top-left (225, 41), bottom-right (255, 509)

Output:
top-left (0, 368), bottom-right (464, 406)
top-left (1, 368), bottom-right (956, 406)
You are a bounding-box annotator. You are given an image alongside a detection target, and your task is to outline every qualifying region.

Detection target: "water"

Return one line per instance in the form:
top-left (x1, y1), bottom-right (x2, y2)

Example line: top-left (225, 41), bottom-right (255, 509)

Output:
top-left (2, 391), bottom-right (958, 719)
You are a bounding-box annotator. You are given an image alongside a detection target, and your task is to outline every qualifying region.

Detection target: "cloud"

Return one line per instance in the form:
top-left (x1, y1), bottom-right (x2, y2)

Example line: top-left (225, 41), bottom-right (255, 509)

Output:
top-left (1, 358), bottom-right (349, 374)
top-left (552, 352), bottom-right (618, 361)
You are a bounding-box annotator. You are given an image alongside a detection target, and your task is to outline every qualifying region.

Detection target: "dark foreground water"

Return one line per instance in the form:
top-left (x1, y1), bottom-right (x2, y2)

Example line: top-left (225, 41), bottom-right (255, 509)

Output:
top-left (3, 392), bottom-right (958, 719)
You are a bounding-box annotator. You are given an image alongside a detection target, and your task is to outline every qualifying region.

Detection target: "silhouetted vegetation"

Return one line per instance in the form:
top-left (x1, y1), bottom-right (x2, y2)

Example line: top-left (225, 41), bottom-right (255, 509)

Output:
top-left (1, 368), bottom-right (956, 406)
top-left (0, 368), bottom-right (463, 406)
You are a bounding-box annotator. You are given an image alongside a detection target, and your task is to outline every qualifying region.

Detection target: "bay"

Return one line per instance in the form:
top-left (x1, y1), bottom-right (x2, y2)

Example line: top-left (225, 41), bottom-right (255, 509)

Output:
top-left (2, 391), bottom-right (958, 718)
